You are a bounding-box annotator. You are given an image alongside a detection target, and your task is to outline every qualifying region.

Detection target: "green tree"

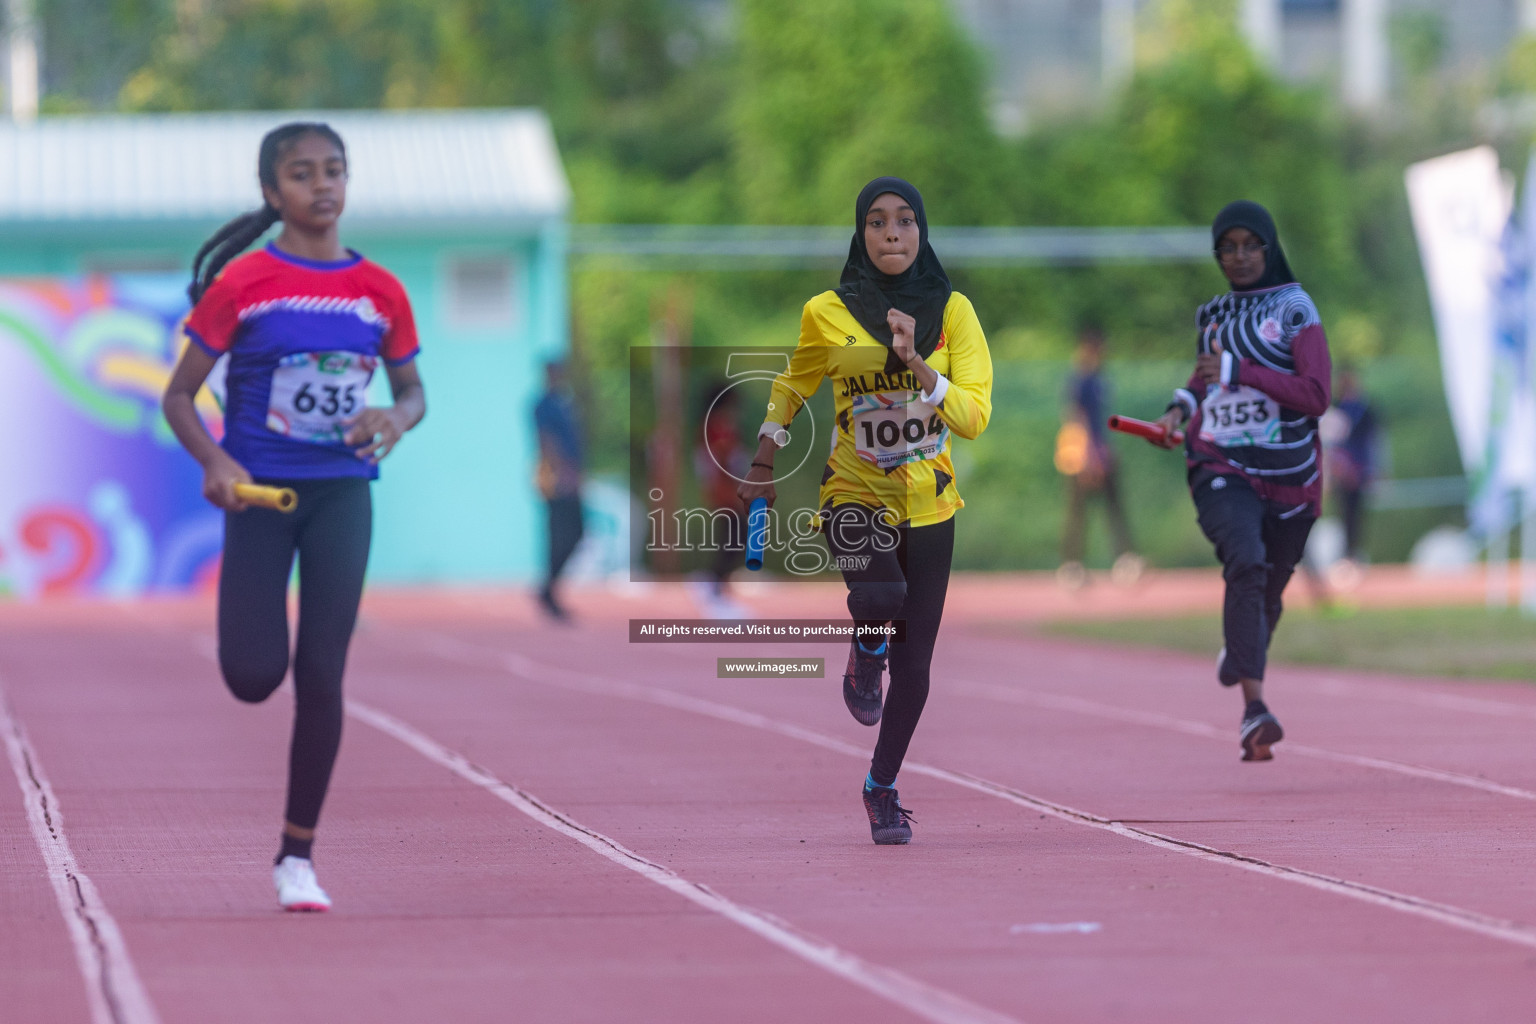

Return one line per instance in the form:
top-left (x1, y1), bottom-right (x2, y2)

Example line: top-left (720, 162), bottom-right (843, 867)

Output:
top-left (37, 0), bottom-right (175, 111)
top-left (731, 0), bottom-right (1002, 225)
top-left (118, 0), bottom-right (558, 111)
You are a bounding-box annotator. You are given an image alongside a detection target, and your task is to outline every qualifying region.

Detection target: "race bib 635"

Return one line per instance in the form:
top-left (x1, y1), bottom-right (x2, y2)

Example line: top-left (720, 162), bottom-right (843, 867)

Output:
top-left (266, 351), bottom-right (377, 444)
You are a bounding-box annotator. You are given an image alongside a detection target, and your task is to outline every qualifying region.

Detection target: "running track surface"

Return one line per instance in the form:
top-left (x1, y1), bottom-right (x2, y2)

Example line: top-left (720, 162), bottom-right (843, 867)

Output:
top-left (3, 572), bottom-right (1534, 1024)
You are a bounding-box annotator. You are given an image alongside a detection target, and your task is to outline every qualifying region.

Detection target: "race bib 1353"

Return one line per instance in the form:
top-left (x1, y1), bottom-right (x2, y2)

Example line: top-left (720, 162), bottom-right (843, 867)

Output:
top-left (1199, 384), bottom-right (1280, 448)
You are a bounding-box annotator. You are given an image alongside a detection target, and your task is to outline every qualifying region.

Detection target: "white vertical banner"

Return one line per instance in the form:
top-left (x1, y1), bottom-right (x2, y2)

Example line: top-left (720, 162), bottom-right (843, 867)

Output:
top-left (1406, 146), bottom-right (1510, 501)
top-left (1241, 0), bottom-right (1282, 66)
top-left (1521, 151), bottom-right (1536, 611)
top-left (1342, 0), bottom-right (1388, 112)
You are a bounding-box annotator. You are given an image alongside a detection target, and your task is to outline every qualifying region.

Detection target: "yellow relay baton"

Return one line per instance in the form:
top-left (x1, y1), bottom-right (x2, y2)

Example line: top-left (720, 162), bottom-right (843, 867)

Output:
top-left (233, 483), bottom-right (298, 513)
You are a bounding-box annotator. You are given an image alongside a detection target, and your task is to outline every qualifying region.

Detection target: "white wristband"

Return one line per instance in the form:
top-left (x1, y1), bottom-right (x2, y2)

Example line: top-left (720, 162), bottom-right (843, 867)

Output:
top-left (919, 374), bottom-right (950, 407)
top-left (758, 421), bottom-right (790, 447)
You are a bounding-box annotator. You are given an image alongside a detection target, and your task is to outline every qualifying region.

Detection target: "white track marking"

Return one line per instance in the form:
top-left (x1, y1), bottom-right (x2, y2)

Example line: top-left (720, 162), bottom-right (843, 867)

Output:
top-left (0, 685), bottom-right (162, 1024)
top-left (344, 698), bottom-right (1023, 1024)
top-left (1297, 674), bottom-right (1536, 721)
top-left (958, 631), bottom-right (1536, 723)
top-left (397, 631), bottom-right (1536, 953)
top-left (952, 680), bottom-right (1536, 802)
top-left (1009, 923), bottom-right (1100, 935)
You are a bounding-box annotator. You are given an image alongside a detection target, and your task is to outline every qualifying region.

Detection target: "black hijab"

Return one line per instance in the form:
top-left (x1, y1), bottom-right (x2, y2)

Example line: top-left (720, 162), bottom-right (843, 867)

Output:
top-left (1211, 199), bottom-right (1295, 291)
top-left (836, 177), bottom-right (953, 375)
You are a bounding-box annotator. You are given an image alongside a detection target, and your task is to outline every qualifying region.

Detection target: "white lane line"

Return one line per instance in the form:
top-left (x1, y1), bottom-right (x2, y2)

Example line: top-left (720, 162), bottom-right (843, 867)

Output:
top-left (958, 630), bottom-right (1536, 724)
top-left (0, 685), bottom-right (162, 1024)
top-left (177, 632), bottom-right (1014, 1024)
top-left (692, 627), bottom-right (1536, 801)
top-left (1297, 674), bottom-right (1536, 721)
top-left (344, 698), bottom-right (1024, 1024)
top-left (952, 680), bottom-right (1536, 802)
top-left (1009, 923), bottom-right (1100, 935)
top-left (397, 631), bottom-right (1536, 953)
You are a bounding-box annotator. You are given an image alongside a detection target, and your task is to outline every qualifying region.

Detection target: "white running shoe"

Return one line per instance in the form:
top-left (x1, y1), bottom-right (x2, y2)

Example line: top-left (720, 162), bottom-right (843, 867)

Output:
top-left (273, 856), bottom-right (332, 912)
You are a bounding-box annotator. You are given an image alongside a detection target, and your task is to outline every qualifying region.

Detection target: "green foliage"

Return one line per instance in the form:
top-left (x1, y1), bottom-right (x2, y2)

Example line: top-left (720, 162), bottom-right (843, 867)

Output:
top-left (34, 0), bottom-right (1509, 567)
top-left (1010, 15), bottom-right (1364, 347)
top-left (732, 0), bottom-right (1002, 224)
top-left (1047, 604), bottom-right (1536, 682)
top-left (1392, 11), bottom-right (1449, 82)
top-left (120, 0), bottom-right (558, 110)
top-left (38, 0), bottom-right (175, 109)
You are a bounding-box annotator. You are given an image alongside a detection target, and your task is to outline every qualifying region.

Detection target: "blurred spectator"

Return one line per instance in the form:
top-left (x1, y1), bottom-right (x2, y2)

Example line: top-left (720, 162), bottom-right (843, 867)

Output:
top-left (691, 381), bottom-right (749, 616)
top-left (534, 360), bottom-right (585, 619)
top-left (1322, 364), bottom-right (1380, 573)
top-left (1056, 324), bottom-right (1141, 587)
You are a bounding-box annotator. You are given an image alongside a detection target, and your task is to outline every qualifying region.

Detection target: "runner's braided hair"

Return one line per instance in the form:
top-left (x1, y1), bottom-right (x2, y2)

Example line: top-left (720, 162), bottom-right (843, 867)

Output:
top-left (187, 122), bottom-right (348, 305)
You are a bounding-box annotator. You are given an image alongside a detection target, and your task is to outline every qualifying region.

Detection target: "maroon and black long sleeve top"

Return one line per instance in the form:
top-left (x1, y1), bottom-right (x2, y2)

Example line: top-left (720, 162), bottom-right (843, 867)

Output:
top-left (1170, 282), bottom-right (1332, 518)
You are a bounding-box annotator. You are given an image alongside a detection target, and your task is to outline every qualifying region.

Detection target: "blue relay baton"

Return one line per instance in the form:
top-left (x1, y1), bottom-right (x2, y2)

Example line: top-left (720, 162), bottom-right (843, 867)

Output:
top-left (745, 497), bottom-right (768, 571)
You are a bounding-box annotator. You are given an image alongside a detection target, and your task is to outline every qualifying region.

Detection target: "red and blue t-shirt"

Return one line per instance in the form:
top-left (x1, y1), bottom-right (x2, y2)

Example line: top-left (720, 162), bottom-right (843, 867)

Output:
top-left (184, 243), bottom-right (420, 481)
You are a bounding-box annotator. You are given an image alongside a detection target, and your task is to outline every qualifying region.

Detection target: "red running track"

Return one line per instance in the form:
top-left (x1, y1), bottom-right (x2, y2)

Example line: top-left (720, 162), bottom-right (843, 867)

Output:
top-left (2, 586), bottom-right (1535, 1023)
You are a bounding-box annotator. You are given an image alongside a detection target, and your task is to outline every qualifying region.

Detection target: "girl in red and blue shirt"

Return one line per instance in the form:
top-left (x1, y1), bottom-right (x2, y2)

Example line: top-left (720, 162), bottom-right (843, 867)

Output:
top-left (163, 123), bottom-right (426, 911)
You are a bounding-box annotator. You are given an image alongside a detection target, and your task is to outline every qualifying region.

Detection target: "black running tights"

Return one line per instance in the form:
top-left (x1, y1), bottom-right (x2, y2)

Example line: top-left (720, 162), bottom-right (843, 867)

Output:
top-left (218, 477), bottom-right (372, 831)
top-left (823, 505), bottom-right (955, 787)
top-left (1192, 475), bottom-right (1313, 685)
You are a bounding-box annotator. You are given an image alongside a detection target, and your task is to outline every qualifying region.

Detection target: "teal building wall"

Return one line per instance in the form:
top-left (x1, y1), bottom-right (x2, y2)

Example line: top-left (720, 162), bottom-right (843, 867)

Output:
top-left (0, 215), bottom-right (568, 586)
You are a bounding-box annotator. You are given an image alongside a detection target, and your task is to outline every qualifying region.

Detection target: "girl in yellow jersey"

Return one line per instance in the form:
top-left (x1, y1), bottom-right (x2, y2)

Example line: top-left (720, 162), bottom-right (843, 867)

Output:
top-left (739, 177), bottom-right (993, 845)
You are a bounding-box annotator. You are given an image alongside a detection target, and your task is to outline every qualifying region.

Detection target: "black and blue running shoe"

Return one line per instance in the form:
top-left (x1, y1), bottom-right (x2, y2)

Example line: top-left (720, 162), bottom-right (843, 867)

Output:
top-left (862, 783), bottom-right (914, 845)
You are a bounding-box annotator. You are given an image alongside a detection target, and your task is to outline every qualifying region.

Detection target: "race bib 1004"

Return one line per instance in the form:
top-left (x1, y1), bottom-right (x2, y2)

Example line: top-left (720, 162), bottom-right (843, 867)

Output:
top-left (1199, 384), bottom-right (1280, 448)
top-left (850, 391), bottom-right (949, 470)
top-left (266, 351), bottom-right (377, 444)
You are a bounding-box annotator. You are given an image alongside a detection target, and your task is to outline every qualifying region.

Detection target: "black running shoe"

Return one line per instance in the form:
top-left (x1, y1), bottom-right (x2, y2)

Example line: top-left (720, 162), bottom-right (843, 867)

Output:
top-left (538, 586), bottom-right (569, 621)
top-left (1240, 711), bottom-right (1284, 761)
top-left (1216, 646), bottom-right (1240, 687)
top-left (861, 784), bottom-right (914, 845)
top-left (842, 639), bottom-right (886, 726)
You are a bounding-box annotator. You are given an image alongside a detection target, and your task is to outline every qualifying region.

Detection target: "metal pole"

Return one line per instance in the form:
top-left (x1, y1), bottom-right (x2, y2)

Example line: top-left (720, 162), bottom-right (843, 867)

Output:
top-left (1341, 0), bottom-right (1388, 112)
top-left (4, 0), bottom-right (39, 123)
top-left (1241, 0), bottom-right (1282, 67)
top-left (1102, 0), bottom-right (1136, 95)
top-left (1489, 495), bottom-right (1513, 609)
top-left (1522, 490), bottom-right (1536, 615)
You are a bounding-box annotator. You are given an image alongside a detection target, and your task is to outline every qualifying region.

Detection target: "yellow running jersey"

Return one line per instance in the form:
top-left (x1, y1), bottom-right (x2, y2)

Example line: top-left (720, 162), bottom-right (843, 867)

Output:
top-left (762, 290), bottom-right (992, 528)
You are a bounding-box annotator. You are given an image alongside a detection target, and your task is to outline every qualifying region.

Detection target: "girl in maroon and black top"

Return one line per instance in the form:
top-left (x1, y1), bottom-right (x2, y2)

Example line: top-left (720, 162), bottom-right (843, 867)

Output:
top-left (1150, 200), bottom-right (1331, 762)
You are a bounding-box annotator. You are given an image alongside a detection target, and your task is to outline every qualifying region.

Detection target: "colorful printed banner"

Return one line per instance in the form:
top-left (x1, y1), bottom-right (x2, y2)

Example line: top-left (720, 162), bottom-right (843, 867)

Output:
top-left (0, 275), bottom-right (223, 598)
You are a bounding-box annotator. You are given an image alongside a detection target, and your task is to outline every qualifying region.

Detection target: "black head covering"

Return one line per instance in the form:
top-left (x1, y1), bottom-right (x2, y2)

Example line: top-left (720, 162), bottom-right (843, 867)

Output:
top-left (1211, 199), bottom-right (1295, 291)
top-left (836, 177), bottom-right (953, 375)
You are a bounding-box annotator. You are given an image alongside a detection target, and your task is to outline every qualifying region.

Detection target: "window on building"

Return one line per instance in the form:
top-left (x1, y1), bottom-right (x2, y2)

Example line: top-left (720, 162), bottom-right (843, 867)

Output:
top-left (445, 253), bottom-right (520, 330)
top-left (82, 252), bottom-right (183, 276)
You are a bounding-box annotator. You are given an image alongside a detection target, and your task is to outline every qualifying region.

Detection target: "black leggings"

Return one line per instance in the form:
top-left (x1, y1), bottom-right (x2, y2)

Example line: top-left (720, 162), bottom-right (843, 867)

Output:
top-left (218, 477), bottom-right (372, 831)
top-left (823, 505), bottom-right (955, 787)
top-left (545, 494), bottom-right (585, 587)
top-left (1340, 484), bottom-right (1366, 560)
top-left (1192, 474), bottom-right (1313, 685)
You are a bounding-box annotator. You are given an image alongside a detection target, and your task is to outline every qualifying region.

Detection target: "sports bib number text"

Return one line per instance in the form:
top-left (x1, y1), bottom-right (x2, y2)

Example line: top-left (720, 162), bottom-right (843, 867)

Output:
top-left (1199, 384), bottom-right (1280, 447)
top-left (266, 351), bottom-right (377, 444)
top-left (851, 391), bottom-right (948, 469)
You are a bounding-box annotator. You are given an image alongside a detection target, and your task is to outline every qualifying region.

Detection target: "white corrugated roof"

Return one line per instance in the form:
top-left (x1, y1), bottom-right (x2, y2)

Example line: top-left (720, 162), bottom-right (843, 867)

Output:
top-left (0, 109), bottom-right (568, 224)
